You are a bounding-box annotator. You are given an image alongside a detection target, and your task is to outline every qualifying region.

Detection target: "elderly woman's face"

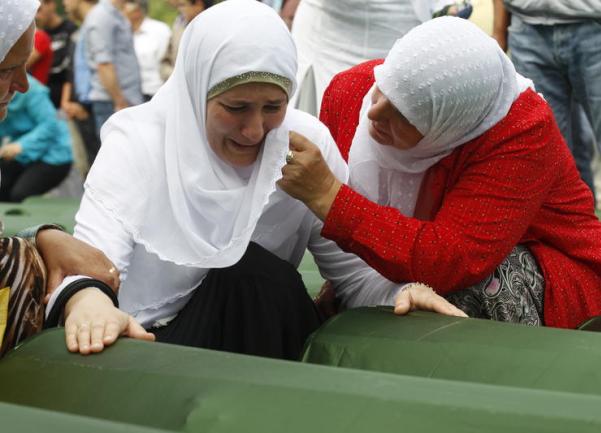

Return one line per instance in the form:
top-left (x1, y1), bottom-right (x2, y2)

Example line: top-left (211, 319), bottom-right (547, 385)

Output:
top-left (206, 82), bottom-right (288, 167)
top-left (0, 24), bottom-right (34, 121)
top-left (367, 86), bottom-right (423, 150)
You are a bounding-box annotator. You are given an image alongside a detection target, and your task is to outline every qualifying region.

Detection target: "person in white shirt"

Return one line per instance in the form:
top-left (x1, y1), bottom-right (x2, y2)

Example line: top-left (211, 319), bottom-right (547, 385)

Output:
top-left (124, 0), bottom-right (171, 100)
top-left (48, 0), bottom-right (464, 360)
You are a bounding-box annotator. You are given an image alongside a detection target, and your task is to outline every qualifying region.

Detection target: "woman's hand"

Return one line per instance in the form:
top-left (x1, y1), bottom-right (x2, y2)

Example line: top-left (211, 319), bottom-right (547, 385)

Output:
top-left (277, 131), bottom-right (342, 221)
top-left (0, 143), bottom-right (22, 160)
top-left (36, 229), bottom-right (121, 302)
top-left (394, 283), bottom-right (468, 318)
top-left (64, 287), bottom-right (155, 355)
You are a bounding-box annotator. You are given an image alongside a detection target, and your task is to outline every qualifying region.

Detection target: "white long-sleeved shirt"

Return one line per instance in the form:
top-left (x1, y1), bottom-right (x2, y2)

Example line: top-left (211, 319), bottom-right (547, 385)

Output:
top-left (48, 110), bottom-right (406, 327)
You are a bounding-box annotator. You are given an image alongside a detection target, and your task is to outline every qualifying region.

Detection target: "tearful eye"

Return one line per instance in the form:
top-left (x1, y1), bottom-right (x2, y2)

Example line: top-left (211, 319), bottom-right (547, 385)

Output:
top-left (264, 104), bottom-right (282, 113)
top-left (0, 68), bottom-right (14, 80)
top-left (222, 104), bottom-right (246, 113)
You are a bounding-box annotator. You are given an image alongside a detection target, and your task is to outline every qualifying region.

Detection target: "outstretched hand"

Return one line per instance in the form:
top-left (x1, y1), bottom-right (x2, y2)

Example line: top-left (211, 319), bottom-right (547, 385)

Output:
top-left (64, 288), bottom-right (155, 355)
top-left (277, 131), bottom-right (342, 221)
top-left (394, 283), bottom-right (468, 318)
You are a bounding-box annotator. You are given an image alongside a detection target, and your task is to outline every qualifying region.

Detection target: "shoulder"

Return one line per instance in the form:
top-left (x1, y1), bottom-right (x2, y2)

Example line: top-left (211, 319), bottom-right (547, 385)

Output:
top-left (451, 89), bottom-right (563, 168)
top-left (325, 59), bottom-right (382, 94)
top-left (34, 29), bottom-right (52, 47)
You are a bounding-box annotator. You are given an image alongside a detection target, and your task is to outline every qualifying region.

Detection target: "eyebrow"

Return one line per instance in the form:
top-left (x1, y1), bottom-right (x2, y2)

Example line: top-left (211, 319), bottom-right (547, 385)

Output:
top-left (222, 98), bottom-right (286, 105)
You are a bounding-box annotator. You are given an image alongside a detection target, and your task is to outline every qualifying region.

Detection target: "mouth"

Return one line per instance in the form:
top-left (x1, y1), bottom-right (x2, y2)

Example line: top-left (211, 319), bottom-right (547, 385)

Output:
top-left (368, 121), bottom-right (391, 144)
top-left (227, 138), bottom-right (262, 152)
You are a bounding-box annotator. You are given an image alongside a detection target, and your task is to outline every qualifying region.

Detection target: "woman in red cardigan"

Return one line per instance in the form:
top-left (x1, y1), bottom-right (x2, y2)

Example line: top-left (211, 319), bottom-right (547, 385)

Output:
top-left (279, 16), bottom-right (601, 329)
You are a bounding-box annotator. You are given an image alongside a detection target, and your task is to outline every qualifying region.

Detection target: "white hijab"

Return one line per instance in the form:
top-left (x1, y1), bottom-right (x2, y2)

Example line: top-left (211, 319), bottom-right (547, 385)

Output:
top-left (0, 0), bottom-right (38, 63)
top-left (348, 17), bottom-right (533, 216)
top-left (86, 0), bottom-right (298, 267)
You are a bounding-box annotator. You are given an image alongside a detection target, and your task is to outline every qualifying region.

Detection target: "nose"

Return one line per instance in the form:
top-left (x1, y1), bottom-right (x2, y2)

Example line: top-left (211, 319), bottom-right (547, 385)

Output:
top-left (240, 112), bottom-right (265, 144)
top-left (367, 97), bottom-right (386, 122)
top-left (10, 67), bottom-right (29, 94)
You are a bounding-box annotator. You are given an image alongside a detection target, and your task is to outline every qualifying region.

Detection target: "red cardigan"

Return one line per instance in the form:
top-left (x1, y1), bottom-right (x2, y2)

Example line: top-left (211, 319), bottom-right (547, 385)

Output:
top-left (320, 60), bottom-right (601, 329)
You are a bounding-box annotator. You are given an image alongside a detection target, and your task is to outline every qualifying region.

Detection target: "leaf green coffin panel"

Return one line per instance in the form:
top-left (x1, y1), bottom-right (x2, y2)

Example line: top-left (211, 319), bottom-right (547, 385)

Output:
top-left (2, 330), bottom-right (601, 432)
top-left (0, 402), bottom-right (175, 433)
top-left (303, 307), bottom-right (601, 395)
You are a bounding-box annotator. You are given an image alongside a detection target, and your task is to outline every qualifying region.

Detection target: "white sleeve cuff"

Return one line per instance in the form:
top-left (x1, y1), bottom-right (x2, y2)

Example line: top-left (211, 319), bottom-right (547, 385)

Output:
top-left (45, 275), bottom-right (93, 320)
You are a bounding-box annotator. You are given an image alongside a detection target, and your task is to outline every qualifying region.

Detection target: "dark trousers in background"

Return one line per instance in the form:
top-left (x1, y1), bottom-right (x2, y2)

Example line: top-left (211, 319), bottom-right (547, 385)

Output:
top-left (91, 101), bottom-right (114, 141)
top-left (0, 160), bottom-right (72, 202)
top-left (76, 103), bottom-right (101, 167)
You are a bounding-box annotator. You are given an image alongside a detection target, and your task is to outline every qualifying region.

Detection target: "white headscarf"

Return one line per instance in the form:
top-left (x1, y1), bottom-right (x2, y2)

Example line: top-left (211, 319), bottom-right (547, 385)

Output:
top-left (0, 0), bottom-right (39, 63)
top-left (348, 17), bottom-right (533, 216)
top-left (86, 0), bottom-right (298, 267)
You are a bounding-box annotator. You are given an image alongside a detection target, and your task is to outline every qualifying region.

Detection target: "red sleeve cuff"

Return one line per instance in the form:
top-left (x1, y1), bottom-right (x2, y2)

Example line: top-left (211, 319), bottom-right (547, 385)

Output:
top-left (322, 184), bottom-right (373, 244)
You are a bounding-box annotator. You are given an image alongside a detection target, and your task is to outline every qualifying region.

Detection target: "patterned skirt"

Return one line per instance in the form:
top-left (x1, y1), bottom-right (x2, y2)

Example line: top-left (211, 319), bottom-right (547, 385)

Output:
top-left (446, 245), bottom-right (545, 325)
top-left (0, 237), bottom-right (47, 357)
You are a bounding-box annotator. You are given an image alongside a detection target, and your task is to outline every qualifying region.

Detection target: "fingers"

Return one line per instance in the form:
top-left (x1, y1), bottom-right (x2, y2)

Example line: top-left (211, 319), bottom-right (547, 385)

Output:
top-left (65, 314), bottom-right (151, 355)
top-left (394, 283), bottom-right (469, 318)
top-left (289, 131), bottom-right (311, 151)
top-left (125, 317), bottom-right (156, 342)
top-left (76, 323), bottom-right (92, 355)
top-left (65, 321), bottom-right (79, 353)
top-left (393, 290), bottom-right (412, 315)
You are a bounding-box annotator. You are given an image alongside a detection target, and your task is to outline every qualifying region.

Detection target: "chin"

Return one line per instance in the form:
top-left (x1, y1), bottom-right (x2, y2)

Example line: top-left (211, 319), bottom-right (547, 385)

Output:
top-left (0, 109), bottom-right (7, 121)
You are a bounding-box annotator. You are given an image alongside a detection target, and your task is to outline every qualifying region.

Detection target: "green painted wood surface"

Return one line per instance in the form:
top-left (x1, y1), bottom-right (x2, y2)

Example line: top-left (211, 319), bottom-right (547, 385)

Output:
top-left (2, 329), bottom-right (601, 432)
top-left (303, 307), bottom-right (601, 396)
top-left (0, 402), bottom-right (174, 433)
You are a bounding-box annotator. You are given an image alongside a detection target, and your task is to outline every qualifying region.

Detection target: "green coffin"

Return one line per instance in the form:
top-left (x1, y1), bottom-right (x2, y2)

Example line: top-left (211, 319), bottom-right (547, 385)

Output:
top-left (0, 402), bottom-right (172, 433)
top-left (2, 330), bottom-right (601, 432)
top-left (303, 307), bottom-right (601, 396)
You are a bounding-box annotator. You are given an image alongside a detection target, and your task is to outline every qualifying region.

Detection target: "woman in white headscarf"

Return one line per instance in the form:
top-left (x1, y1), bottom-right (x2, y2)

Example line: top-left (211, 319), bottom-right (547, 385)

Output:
top-left (50, 0), bottom-right (465, 359)
top-left (280, 17), bottom-right (601, 330)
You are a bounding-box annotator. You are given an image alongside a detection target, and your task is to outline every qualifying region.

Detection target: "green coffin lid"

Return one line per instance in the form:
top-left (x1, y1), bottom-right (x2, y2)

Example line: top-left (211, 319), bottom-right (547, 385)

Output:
top-left (2, 329), bottom-right (601, 432)
top-left (0, 402), bottom-right (173, 433)
top-left (303, 307), bottom-right (601, 395)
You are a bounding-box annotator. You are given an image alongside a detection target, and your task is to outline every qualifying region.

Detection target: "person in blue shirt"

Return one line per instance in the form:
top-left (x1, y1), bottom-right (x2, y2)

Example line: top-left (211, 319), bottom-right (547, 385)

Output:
top-left (0, 74), bottom-right (72, 202)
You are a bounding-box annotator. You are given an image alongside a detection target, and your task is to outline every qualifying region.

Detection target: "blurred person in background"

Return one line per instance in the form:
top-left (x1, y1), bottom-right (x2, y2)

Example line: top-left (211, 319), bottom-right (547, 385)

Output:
top-left (291, 0), bottom-right (472, 115)
top-left (35, 0), bottom-right (78, 108)
top-left (493, 0), bottom-right (601, 202)
top-left (160, 0), bottom-right (212, 81)
top-left (83, 0), bottom-right (143, 134)
top-left (0, 74), bottom-right (72, 202)
top-left (124, 0), bottom-right (171, 101)
top-left (26, 28), bottom-right (53, 84)
top-left (62, 0), bottom-right (101, 166)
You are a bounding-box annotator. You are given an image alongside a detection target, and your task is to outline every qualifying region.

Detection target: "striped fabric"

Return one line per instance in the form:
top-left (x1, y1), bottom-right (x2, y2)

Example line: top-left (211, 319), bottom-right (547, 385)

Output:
top-left (0, 237), bottom-right (47, 357)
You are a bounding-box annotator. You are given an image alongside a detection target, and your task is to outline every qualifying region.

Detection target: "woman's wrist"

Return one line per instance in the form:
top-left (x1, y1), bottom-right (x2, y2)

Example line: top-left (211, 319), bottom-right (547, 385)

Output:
top-left (307, 178), bottom-right (342, 221)
top-left (65, 287), bottom-right (114, 318)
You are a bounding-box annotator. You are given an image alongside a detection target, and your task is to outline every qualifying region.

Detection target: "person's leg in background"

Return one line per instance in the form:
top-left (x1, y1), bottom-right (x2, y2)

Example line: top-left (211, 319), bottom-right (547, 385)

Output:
top-left (79, 103), bottom-right (101, 166)
top-left (570, 103), bottom-right (596, 199)
top-left (508, 17), bottom-right (596, 198)
top-left (90, 100), bottom-right (114, 140)
top-left (568, 19), bottom-right (601, 200)
top-left (0, 160), bottom-right (26, 202)
top-left (8, 161), bottom-right (72, 202)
